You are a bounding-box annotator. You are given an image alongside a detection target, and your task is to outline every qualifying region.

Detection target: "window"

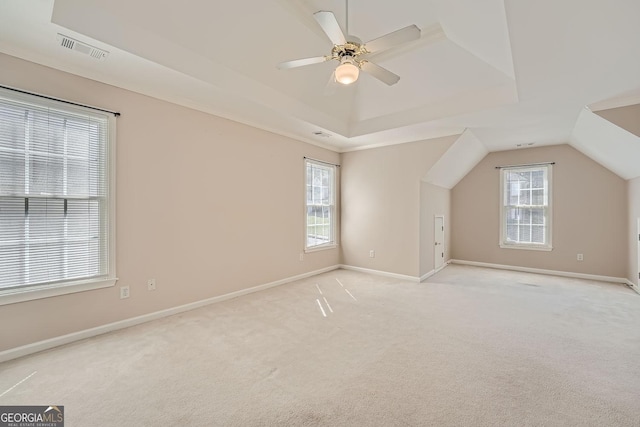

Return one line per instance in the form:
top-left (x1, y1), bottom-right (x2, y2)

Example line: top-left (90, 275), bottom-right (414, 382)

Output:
top-left (0, 88), bottom-right (116, 304)
top-left (500, 164), bottom-right (552, 250)
top-left (305, 159), bottom-right (336, 251)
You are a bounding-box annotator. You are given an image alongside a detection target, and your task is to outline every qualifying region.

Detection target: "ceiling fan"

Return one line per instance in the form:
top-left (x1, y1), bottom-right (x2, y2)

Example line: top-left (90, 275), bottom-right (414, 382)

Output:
top-left (277, 9), bottom-right (421, 86)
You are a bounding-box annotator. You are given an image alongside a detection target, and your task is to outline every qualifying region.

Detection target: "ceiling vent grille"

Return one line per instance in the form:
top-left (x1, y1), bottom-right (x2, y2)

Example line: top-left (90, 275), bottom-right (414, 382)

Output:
top-left (312, 131), bottom-right (331, 138)
top-left (57, 34), bottom-right (109, 60)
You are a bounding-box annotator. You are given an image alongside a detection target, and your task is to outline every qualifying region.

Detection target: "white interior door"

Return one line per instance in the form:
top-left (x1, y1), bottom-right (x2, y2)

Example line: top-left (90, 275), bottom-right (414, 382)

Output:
top-left (434, 216), bottom-right (445, 271)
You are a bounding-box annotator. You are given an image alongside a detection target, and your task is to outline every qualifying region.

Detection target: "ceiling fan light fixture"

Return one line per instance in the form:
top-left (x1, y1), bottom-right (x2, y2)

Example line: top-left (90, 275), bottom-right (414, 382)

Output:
top-left (335, 56), bottom-right (359, 85)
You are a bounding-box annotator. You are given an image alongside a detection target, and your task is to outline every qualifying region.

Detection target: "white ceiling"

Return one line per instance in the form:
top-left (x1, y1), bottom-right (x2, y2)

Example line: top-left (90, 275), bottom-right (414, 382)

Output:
top-left (0, 0), bottom-right (639, 161)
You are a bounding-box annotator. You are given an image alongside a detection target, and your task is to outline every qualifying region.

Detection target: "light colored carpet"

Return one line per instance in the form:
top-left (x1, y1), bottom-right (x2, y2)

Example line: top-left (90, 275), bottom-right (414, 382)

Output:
top-left (1, 265), bottom-right (639, 426)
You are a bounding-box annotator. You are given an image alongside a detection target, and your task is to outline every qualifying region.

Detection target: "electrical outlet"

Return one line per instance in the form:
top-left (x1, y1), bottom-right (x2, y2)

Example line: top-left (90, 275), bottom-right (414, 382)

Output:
top-left (369, 250), bottom-right (375, 258)
top-left (577, 254), bottom-right (583, 261)
top-left (147, 279), bottom-right (156, 291)
top-left (299, 253), bottom-right (304, 262)
top-left (120, 286), bottom-right (130, 299)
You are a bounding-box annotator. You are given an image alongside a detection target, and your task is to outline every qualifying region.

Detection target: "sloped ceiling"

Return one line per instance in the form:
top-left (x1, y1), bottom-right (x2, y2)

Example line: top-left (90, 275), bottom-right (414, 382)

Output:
top-left (594, 104), bottom-right (640, 139)
top-left (0, 0), bottom-right (638, 180)
top-left (570, 107), bottom-right (640, 180)
top-left (423, 130), bottom-right (488, 189)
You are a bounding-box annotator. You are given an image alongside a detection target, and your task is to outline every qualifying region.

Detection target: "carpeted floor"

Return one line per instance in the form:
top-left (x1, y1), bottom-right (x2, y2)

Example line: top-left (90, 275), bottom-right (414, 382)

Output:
top-left (1, 265), bottom-right (639, 426)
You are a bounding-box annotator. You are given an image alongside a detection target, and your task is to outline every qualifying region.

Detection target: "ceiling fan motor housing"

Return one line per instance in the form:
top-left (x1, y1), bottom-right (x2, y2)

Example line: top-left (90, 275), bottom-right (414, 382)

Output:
top-left (332, 36), bottom-right (366, 64)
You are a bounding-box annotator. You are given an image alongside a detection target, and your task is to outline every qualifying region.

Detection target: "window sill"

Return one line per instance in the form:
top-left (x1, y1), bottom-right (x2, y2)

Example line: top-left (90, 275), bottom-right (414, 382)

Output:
top-left (500, 243), bottom-right (553, 252)
top-left (0, 277), bottom-right (118, 306)
top-left (304, 244), bottom-right (337, 254)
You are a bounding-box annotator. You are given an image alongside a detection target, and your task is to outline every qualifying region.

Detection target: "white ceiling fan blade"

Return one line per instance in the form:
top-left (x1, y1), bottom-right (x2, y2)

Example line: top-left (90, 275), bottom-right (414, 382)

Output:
top-left (313, 11), bottom-right (347, 46)
top-left (360, 61), bottom-right (400, 86)
top-left (277, 56), bottom-right (329, 70)
top-left (364, 25), bottom-right (421, 54)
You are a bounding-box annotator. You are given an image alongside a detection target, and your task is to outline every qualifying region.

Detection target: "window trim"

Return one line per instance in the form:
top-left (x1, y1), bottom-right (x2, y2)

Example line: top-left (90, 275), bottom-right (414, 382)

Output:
top-left (499, 164), bottom-right (553, 251)
top-left (0, 89), bottom-right (117, 306)
top-left (0, 277), bottom-right (117, 306)
top-left (304, 158), bottom-right (337, 253)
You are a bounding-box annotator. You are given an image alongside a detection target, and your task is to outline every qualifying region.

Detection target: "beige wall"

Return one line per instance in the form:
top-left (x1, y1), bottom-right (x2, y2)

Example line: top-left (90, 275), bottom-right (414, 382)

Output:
top-left (419, 183), bottom-right (451, 277)
top-left (341, 137), bottom-right (455, 278)
top-left (0, 53), bottom-right (340, 351)
top-left (451, 144), bottom-right (627, 277)
top-left (627, 177), bottom-right (640, 286)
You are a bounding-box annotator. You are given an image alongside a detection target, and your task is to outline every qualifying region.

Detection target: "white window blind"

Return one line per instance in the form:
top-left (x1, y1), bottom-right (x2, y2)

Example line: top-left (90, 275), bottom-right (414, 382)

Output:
top-left (305, 159), bottom-right (336, 250)
top-left (0, 88), bottom-right (112, 293)
top-left (500, 164), bottom-right (552, 250)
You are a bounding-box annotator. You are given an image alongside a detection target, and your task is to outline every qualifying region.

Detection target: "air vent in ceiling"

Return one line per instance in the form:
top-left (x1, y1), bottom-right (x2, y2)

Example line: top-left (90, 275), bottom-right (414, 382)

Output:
top-left (312, 131), bottom-right (331, 138)
top-left (57, 34), bottom-right (109, 60)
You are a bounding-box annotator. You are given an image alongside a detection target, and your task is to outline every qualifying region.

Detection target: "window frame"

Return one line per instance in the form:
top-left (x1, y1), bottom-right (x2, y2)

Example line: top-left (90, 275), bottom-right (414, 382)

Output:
top-left (499, 164), bottom-right (552, 251)
top-left (304, 158), bottom-right (337, 253)
top-left (0, 88), bottom-right (117, 306)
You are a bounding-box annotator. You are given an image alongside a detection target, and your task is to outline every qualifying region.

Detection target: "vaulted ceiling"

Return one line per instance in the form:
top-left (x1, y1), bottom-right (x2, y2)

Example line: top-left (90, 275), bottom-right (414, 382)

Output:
top-left (0, 0), bottom-right (639, 177)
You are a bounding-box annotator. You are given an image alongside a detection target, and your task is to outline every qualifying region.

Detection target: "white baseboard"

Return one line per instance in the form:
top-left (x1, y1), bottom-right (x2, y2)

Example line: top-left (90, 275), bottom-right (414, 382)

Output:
top-left (420, 262), bottom-right (449, 282)
top-left (626, 279), bottom-right (640, 294)
top-left (0, 265), bottom-right (341, 363)
top-left (420, 270), bottom-right (435, 282)
top-left (450, 259), bottom-right (629, 285)
top-left (340, 261), bottom-right (453, 283)
top-left (339, 264), bottom-right (421, 282)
